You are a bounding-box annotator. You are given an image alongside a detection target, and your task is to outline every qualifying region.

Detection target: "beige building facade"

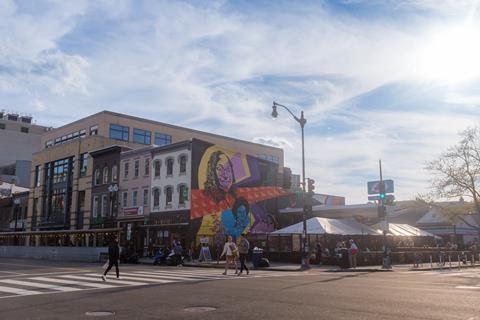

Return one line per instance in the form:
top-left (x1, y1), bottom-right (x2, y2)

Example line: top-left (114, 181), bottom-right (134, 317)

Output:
top-left (27, 111), bottom-right (283, 233)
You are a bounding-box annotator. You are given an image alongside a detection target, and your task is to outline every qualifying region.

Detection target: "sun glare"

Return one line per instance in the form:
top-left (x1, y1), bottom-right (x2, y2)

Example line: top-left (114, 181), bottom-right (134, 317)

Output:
top-left (416, 24), bottom-right (480, 83)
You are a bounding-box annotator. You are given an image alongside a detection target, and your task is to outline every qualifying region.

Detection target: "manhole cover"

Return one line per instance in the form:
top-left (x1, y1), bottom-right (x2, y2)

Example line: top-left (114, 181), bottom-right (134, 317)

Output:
top-left (184, 306), bottom-right (217, 313)
top-left (85, 311), bottom-right (116, 317)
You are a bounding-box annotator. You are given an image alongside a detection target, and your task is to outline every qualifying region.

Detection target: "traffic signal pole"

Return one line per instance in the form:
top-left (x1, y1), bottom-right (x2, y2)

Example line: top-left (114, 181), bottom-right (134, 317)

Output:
top-left (379, 160), bottom-right (391, 269)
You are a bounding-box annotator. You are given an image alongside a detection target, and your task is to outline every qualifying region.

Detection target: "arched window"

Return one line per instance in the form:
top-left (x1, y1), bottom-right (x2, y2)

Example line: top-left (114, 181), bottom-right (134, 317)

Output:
top-left (179, 155), bottom-right (187, 174)
top-left (153, 188), bottom-right (160, 208)
top-left (178, 184), bottom-right (188, 205)
top-left (165, 186), bottom-right (173, 206)
top-left (154, 160), bottom-right (161, 178)
top-left (111, 164), bottom-right (118, 182)
top-left (166, 158), bottom-right (174, 176)
top-left (102, 166), bottom-right (109, 184)
top-left (94, 168), bottom-right (101, 186)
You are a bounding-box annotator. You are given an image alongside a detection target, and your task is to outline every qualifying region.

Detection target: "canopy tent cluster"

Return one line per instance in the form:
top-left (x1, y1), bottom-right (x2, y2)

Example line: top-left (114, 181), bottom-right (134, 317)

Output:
top-left (272, 217), bottom-right (434, 238)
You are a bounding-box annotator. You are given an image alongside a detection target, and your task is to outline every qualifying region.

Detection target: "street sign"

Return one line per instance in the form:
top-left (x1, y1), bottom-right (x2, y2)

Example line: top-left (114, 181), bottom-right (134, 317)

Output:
top-left (368, 194), bottom-right (395, 201)
top-left (367, 179), bottom-right (394, 195)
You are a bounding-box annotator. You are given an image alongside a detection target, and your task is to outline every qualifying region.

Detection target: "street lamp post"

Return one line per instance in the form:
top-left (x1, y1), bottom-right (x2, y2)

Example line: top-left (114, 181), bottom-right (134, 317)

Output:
top-left (271, 101), bottom-right (310, 269)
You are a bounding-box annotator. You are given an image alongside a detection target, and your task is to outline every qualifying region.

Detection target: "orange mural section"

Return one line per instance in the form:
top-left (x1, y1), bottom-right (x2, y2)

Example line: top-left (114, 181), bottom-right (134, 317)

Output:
top-left (191, 187), bottom-right (292, 219)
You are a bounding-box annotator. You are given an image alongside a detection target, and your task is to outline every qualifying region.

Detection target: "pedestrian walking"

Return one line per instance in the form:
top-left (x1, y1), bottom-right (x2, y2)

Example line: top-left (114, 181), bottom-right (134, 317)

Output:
top-left (316, 241), bottom-right (323, 265)
top-left (349, 239), bottom-right (358, 269)
top-left (220, 235), bottom-right (238, 275)
top-left (238, 234), bottom-right (250, 276)
top-left (102, 237), bottom-right (120, 281)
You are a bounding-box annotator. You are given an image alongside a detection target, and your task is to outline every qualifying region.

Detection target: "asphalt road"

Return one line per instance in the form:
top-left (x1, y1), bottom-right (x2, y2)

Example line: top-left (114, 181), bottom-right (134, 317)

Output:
top-left (0, 258), bottom-right (479, 320)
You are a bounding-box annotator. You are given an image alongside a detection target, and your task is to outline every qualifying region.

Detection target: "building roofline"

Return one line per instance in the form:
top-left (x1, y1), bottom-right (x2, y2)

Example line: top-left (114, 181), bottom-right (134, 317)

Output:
top-left (89, 145), bottom-right (131, 157)
top-left (46, 110), bottom-right (283, 152)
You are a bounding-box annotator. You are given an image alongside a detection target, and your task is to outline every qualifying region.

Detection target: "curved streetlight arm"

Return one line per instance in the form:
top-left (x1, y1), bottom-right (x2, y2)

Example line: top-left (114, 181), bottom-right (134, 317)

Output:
top-left (273, 102), bottom-right (306, 127)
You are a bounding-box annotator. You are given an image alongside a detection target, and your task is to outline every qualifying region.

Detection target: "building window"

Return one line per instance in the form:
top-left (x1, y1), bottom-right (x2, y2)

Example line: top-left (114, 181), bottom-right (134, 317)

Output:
top-left (93, 195), bottom-right (100, 218)
top-left (124, 162), bottom-right (129, 179)
top-left (51, 158), bottom-right (72, 184)
top-left (101, 194), bottom-right (108, 217)
top-left (79, 153), bottom-right (88, 177)
top-left (45, 140), bottom-right (53, 148)
top-left (132, 190), bottom-right (138, 207)
top-left (178, 184), bottom-right (187, 205)
top-left (79, 129), bottom-right (87, 138)
top-left (133, 128), bottom-right (151, 145)
top-left (144, 159), bottom-right (150, 176)
top-left (154, 132), bottom-right (172, 146)
top-left (179, 155), bottom-right (187, 174)
top-left (111, 164), bottom-right (118, 182)
top-left (109, 124), bottom-right (129, 141)
top-left (154, 160), bottom-right (161, 178)
top-left (143, 189), bottom-right (148, 206)
top-left (166, 158), bottom-right (173, 176)
top-left (122, 192), bottom-right (128, 208)
top-left (34, 165), bottom-right (41, 187)
top-left (134, 160), bottom-right (139, 177)
top-left (21, 127), bottom-right (29, 133)
top-left (90, 125), bottom-right (98, 136)
top-left (102, 167), bottom-right (109, 184)
top-left (94, 169), bottom-right (101, 185)
top-left (153, 188), bottom-right (160, 207)
top-left (165, 186), bottom-right (173, 206)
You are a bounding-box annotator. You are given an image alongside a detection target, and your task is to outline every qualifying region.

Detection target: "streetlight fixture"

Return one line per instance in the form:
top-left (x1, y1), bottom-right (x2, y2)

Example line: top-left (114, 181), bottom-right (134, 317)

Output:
top-left (271, 101), bottom-right (310, 269)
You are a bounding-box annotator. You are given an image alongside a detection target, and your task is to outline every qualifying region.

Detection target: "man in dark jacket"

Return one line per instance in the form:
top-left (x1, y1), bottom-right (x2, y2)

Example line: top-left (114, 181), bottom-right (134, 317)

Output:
top-left (102, 238), bottom-right (120, 281)
top-left (238, 234), bottom-right (250, 275)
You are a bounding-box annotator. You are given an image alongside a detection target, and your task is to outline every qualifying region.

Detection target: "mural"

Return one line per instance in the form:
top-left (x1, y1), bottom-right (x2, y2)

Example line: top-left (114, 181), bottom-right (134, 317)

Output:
top-left (191, 140), bottom-right (290, 240)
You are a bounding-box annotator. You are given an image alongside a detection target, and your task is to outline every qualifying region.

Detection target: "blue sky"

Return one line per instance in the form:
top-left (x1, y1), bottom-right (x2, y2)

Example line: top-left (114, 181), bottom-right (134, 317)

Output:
top-left (1, 0), bottom-right (480, 203)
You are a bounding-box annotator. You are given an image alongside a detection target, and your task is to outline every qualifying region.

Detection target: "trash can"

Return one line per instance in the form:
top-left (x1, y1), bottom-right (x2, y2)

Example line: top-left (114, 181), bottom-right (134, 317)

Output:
top-left (252, 247), bottom-right (263, 269)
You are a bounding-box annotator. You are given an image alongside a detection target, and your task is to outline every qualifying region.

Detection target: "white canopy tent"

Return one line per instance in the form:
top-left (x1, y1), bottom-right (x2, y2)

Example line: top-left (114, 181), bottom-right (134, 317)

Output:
top-left (271, 217), bottom-right (379, 236)
top-left (383, 223), bottom-right (438, 237)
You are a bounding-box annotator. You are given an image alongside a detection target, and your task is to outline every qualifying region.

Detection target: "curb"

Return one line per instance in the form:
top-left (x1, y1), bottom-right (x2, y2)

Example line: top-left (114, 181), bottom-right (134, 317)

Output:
top-left (408, 264), bottom-right (480, 272)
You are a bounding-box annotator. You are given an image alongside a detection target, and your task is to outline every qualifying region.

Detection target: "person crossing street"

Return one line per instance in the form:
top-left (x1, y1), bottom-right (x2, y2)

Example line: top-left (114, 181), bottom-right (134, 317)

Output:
top-left (102, 237), bottom-right (120, 281)
top-left (238, 234), bottom-right (250, 276)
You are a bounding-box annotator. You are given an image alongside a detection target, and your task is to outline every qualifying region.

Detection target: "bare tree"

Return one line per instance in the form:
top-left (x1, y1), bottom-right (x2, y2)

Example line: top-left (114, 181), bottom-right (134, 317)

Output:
top-left (425, 126), bottom-right (480, 232)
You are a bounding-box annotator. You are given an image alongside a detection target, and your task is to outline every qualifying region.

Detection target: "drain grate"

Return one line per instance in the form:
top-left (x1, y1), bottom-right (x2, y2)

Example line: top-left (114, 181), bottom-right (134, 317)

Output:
top-left (184, 306), bottom-right (217, 313)
top-left (85, 311), bottom-right (116, 317)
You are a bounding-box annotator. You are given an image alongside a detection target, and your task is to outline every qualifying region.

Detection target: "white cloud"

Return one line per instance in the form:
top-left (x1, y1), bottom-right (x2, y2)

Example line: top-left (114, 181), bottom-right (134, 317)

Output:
top-left (2, 0), bottom-right (480, 203)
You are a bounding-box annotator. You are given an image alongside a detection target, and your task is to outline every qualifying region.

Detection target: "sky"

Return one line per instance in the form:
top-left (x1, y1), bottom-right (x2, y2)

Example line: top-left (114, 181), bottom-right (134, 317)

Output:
top-left (1, 0), bottom-right (480, 204)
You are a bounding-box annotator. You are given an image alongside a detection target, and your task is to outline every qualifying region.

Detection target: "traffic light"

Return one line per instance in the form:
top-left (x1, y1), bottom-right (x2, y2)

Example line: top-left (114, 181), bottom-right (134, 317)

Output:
top-left (307, 178), bottom-right (315, 195)
top-left (378, 182), bottom-right (385, 200)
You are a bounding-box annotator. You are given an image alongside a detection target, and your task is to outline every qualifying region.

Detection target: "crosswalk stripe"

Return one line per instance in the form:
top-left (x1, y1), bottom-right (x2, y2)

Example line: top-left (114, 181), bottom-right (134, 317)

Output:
top-left (456, 286), bottom-right (480, 290)
top-left (0, 285), bottom-right (42, 296)
top-left (83, 274), bottom-right (173, 284)
top-left (0, 279), bottom-right (81, 292)
top-left (31, 277), bottom-right (118, 289)
top-left (119, 272), bottom-right (206, 281)
top-left (61, 274), bottom-right (148, 286)
top-left (59, 275), bottom-right (133, 287)
top-left (133, 271), bottom-right (225, 280)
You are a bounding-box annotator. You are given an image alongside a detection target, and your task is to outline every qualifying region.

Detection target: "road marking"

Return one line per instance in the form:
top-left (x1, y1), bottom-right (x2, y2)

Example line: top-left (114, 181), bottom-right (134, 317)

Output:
top-left (31, 277), bottom-right (118, 289)
top-left (455, 285), bottom-right (480, 290)
top-left (0, 285), bottom-right (42, 296)
top-left (0, 279), bottom-right (81, 292)
top-left (61, 274), bottom-right (148, 286)
top-left (133, 271), bottom-right (225, 280)
top-left (84, 273), bottom-right (173, 284)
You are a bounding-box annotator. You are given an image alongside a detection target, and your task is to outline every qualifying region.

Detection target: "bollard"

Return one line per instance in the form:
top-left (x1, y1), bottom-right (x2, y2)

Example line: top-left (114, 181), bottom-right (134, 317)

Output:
top-left (430, 255), bottom-right (433, 270)
top-left (458, 255), bottom-right (461, 269)
top-left (439, 253), bottom-right (443, 270)
top-left (449, 255), bottom-right (452, 270)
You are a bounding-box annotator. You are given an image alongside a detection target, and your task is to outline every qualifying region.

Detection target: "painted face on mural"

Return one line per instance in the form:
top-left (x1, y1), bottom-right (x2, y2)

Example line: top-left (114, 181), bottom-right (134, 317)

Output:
top-left (215, 154), bottom-right (234, 192)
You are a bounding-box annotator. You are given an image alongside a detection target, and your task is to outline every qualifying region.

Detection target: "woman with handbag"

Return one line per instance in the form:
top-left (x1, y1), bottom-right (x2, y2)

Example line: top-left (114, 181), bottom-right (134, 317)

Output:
top-left (220, 235), bottom-right (238, 275)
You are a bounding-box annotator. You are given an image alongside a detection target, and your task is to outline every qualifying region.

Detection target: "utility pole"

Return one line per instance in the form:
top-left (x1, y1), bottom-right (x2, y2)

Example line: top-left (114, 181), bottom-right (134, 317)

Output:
top-left (379, 160), bottom-right (391, 269)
